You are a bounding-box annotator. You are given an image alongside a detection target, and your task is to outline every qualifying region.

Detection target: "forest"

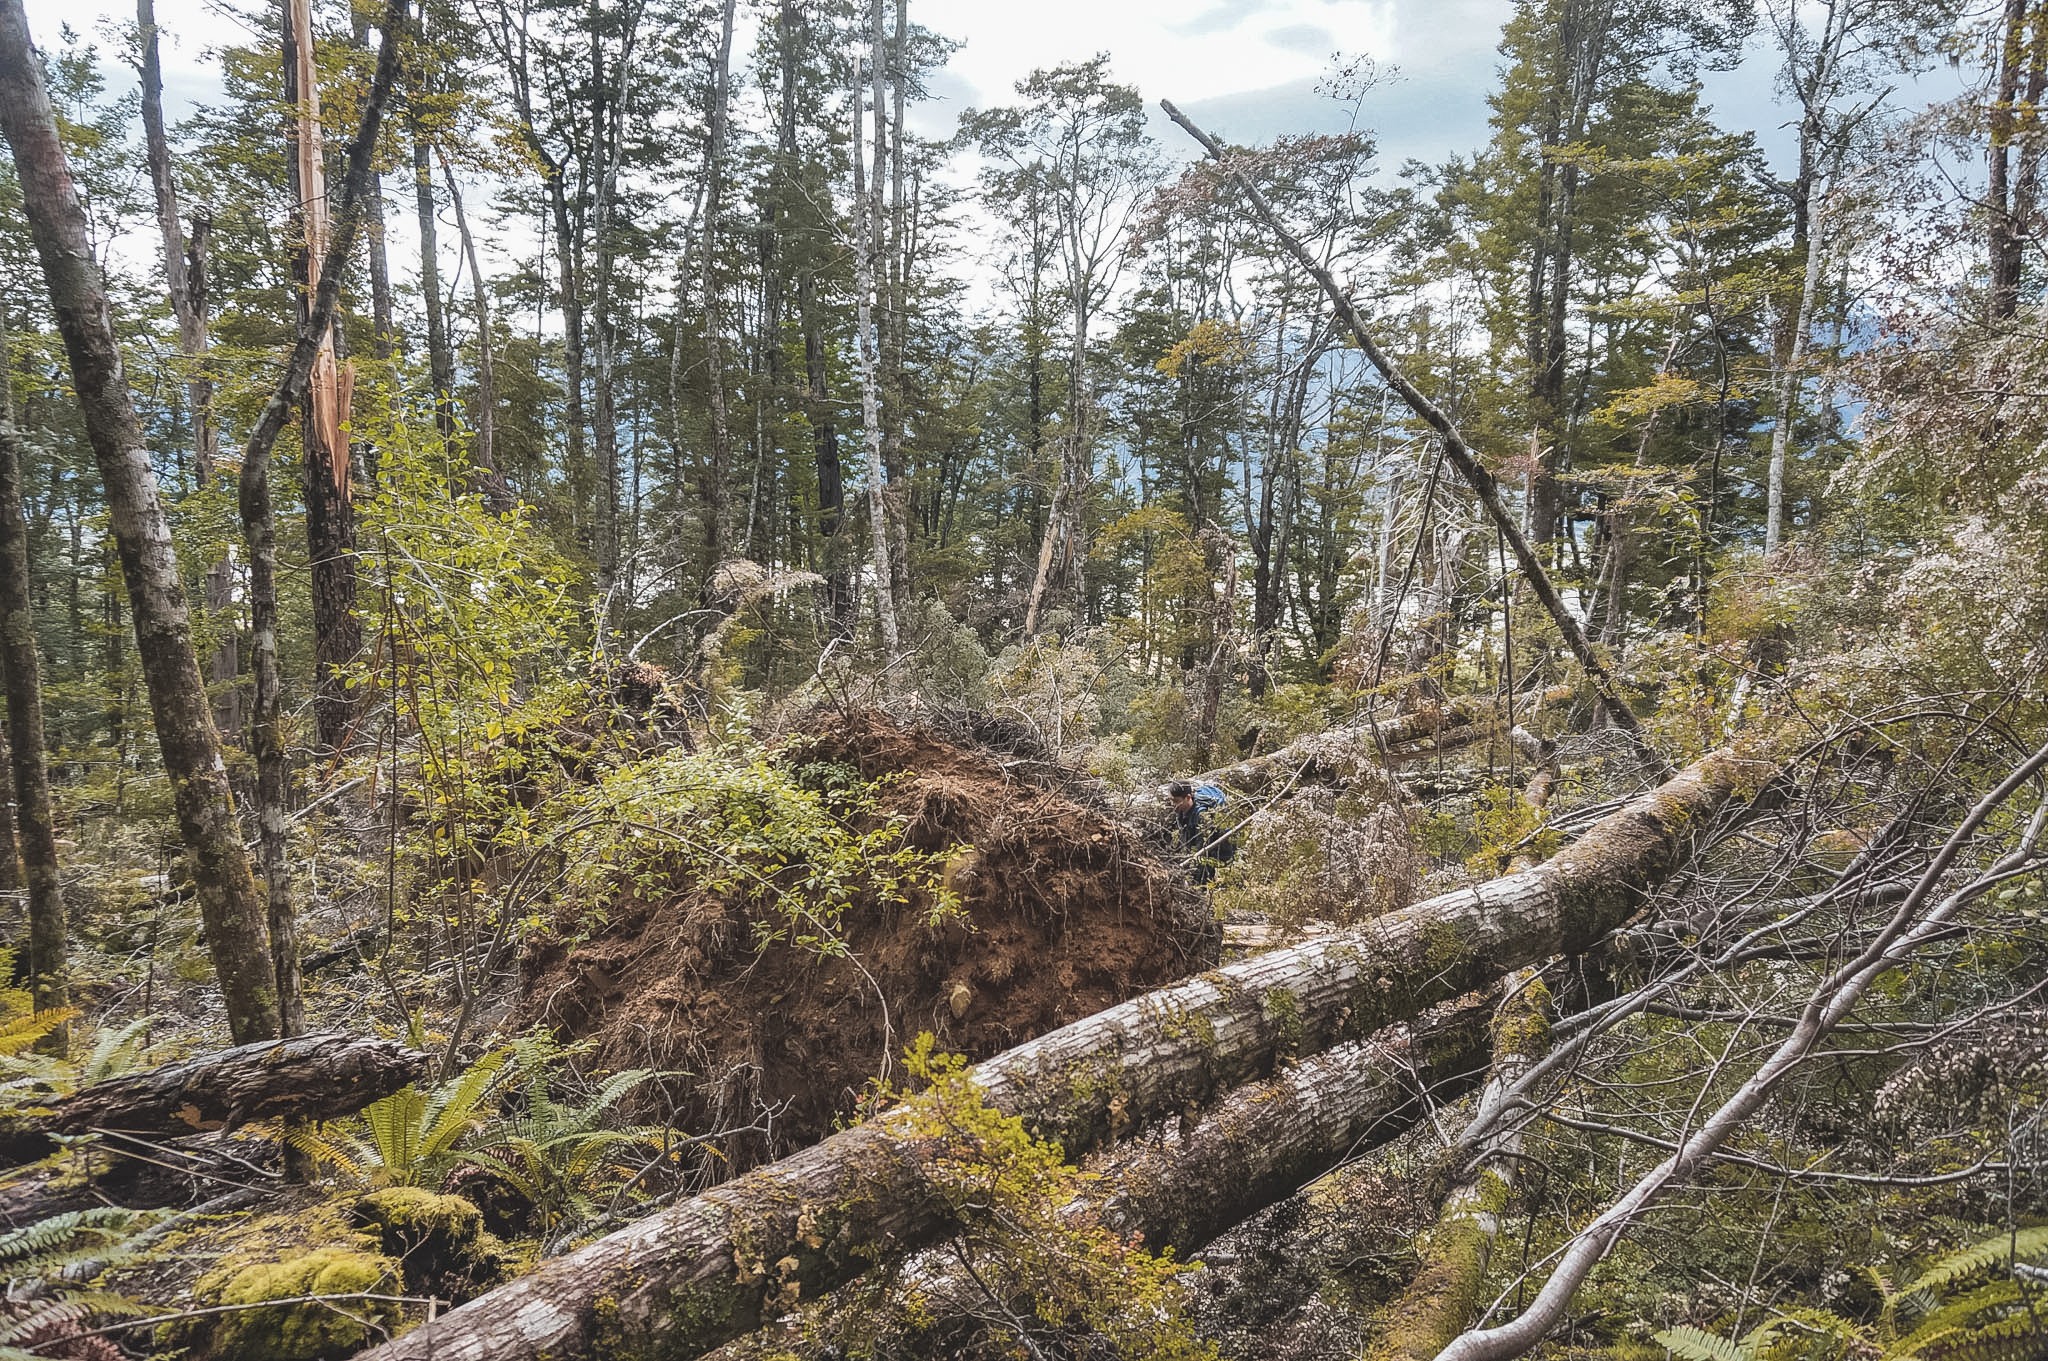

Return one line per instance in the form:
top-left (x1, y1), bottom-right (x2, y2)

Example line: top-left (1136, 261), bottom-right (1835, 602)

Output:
top-left (0, 0), bottom-right (2042, 1356)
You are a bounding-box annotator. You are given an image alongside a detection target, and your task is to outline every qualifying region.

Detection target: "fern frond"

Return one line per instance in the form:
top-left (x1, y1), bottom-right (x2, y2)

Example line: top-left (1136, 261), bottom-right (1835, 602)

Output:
top-left (1656, 1324), bottom-right (1754, 1361)
top-left (0, 1209), bottom-right (153, 1269)
top-left (0, 1010), bottom-right (79, 1059)
top-left (1904, 1228), bottom-right (2048, 1298)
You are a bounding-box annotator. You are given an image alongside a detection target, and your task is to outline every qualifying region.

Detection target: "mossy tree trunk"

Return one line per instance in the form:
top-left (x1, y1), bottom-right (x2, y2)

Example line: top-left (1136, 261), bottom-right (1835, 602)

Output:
top-left (356, 751), bottom-right (1761, 1361)
top-left (0, 423), bottom-right (65, 1046)
top-left (0, 0), bottom-right (280, 1045)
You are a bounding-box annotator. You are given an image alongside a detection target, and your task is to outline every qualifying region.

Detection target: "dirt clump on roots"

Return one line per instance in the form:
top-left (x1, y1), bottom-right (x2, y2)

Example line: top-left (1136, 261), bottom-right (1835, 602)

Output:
top-left (518, 710), bottom-right (1215, 1168)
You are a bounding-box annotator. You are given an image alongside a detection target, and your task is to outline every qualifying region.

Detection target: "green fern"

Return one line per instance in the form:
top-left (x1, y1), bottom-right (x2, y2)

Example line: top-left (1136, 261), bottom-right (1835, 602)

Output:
top-left (0, 1010), bottom-right (77, 1060)
top-left (1656, 1323), bottom-right (1757, 1361)
top-left (1905, 1228), bottom-right (2048, 1299)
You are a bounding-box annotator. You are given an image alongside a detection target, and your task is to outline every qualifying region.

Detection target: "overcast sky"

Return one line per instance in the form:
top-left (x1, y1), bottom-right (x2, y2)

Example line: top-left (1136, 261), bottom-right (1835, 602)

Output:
top-left (26, 0), bottom-right (1815, 178)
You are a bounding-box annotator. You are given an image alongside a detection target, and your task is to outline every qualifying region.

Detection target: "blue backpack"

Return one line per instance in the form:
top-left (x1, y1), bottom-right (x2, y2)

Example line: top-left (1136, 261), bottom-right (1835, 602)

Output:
top-left (1191, 782), bottom-right (1229, 814)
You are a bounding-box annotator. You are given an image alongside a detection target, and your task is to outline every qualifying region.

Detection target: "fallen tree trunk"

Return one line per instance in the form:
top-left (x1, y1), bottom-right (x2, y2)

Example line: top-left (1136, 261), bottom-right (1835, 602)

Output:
top-left (1089, 996), bottom-right (1494, 1252)
top-left (1196, 686), bottom-right (1576, 796)
top-left (836, 996), bottom-right (1500, 1355)
top-left (0, 1032), bottom-right (428, 1164)
top-left (356, 751), bottom-right (1762, 1361)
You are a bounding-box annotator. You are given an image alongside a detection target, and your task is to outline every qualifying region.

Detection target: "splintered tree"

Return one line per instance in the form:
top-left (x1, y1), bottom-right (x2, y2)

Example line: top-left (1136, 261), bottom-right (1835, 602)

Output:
top-left (283, 0), bottom-right (362, 756)
top-left (0, 0), bottom-right (278, 1044)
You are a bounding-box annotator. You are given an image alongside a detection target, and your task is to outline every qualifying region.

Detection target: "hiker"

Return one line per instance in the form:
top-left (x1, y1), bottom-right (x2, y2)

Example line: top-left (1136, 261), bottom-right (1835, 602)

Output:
top-left (1166, 779), bottom-right (1236, 885)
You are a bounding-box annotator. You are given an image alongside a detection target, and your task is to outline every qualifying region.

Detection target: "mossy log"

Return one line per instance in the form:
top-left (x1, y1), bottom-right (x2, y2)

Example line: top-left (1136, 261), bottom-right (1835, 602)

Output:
top-left (1195, 686), bottom-right (1577, 796)
top-left (0, 1032), bottom-right (429, 1164)
top-left (355, 752), bottom-right (1760, 1361)
top-left (1365, 971), bottom-right (1553, 1361)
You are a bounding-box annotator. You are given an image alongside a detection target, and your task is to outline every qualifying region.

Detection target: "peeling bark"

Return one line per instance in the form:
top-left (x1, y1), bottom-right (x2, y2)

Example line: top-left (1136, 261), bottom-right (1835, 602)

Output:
top-left (355, 752), bottom-right (1760, 1361)
top-left (0, 1033), bottom-right (429, 1165)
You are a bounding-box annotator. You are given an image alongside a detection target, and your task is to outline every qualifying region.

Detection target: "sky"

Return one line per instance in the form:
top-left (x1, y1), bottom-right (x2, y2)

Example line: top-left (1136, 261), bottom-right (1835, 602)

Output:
top-left (15, 0), bottom-right (1972, 314)
top-left (25, 0), bottom-right (1798, 180)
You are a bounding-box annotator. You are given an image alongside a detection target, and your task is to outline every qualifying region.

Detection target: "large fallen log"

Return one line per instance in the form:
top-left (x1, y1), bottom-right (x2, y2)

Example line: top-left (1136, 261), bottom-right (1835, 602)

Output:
top-left (356, 751), bottom-right (1762, 1361)
top-left (1366, 972), bottom-right (1552, 1361)
top-left (0, 1032), bottom-right (428, 1164)
top-left (840, 996), bottom-right (1500, 1355)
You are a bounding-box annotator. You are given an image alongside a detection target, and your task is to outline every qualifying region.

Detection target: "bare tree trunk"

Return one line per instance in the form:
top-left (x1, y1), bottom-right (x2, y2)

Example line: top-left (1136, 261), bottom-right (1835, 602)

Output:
top-left (1989, 0), bottom-right (2030, 320)
top-left (881, 0), bottom-right (911, 613)
top-left (239, 0), bottom-right (400, 1044)
top-left (411, 124), bottom-right (457, 439)
top-left (1165, 101), bottom-right (1663, 777)
top-left (287, 0), bottom-right (361, 757)
top-left (354, 751), bottom-right (1759, 1361)
top-left (698, 0), bottom-right (737, 572)
top-left (0, 424), bottom-right (66, 1048)
top-left (853, 23), bottom-right (899, 665)
top-left (1023, 294), bottom-right (1090, 637)
top-left (436, 153), bottom-right (510, 512)
top-left (138, 0), bottom-right (240, 737)
top-left (0, 0), bottom-right (281, 1044)
top-left (1765, 219), bottom-right (1822, 555)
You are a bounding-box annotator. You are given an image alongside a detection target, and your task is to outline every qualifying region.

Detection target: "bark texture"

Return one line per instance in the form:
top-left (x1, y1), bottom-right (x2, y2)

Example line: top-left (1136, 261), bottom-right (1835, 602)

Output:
top-left (1195, 686), bottom-right (1576, 796)
top-left (0, 1033), bottom-right (430, 1164)
top-left (355, 751), bottom-right (1759, 1361)
top-left (0, 0), bottom-right (279, 1044)
top-left (0, 423), bottom-right (65, 1033)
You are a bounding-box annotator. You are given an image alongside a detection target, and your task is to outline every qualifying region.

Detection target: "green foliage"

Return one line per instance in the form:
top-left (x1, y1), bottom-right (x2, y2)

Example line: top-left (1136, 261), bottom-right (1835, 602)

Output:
top-left (823, 1035), bottom-right (1215, 1361)
top-left (0, 1207), bottom-right (156, 1360)
top-left (547, 746), bottom-right (960, 956)
top-left (456, 1033), bottom-right (663, 1237)
top-left (288, 1042), bottom-right (516, 1189)
top-left (1655, 1228), bottom-right (2048, 1361)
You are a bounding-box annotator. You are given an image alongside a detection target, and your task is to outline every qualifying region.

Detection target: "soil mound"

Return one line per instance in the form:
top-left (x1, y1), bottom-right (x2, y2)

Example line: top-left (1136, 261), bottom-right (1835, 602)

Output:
top-left (518, 711), bottom-right (1215, 1166)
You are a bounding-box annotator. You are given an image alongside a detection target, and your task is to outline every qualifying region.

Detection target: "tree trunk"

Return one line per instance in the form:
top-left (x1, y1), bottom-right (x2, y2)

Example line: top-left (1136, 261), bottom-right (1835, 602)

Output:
top-left (1194, 685), bottom-right (1576, 795)
top-left (0, 1033), bottom-right (430, 1165)
top-left (853, 22), bottom-right (900, 665)
top-left (1990, 0), bottom-right (2030, 319)
top-left (886, 996), bottom-right (1499, 1350)
top-left (138, 0), bottom-right (240, 737)
top-left (1765, 210), bottom-right (1822, 555)
top-left (411, 121), bottom-right (457, 439)
top-left (287, 0), bottom-right (361, 756)
top-left (437, 153), bottom-right (510, 512)
top-left (0, 0), bottom-right (281, 1045)
top-left (354, 751), bottom-right (1760, 1361)
top-left (698, 0), bottom-right (738, 574)
top-left (0, 424), bottom-right (66, 1046)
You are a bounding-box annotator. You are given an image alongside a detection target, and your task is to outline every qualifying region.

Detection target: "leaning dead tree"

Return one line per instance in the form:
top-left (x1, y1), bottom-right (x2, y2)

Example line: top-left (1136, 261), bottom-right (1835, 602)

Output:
top-left (1161, 102), bottom-right (1664, 779)
top-left (357, 750), bottom-right (1764, 1361)
top-left (0, 1033), bottom-right (428, 1165)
